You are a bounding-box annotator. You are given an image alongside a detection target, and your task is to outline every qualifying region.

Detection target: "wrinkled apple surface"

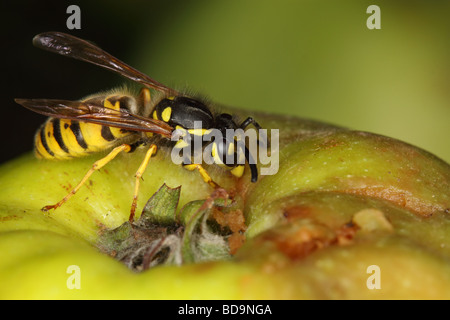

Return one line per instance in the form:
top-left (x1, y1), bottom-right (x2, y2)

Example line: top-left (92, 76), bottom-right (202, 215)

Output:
top-left (0, 108), bottom-right (448, 299)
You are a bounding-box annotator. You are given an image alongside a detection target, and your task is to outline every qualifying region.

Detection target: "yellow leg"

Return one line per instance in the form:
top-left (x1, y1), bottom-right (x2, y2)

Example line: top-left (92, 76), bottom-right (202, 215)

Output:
top-left (183, 163), bottom-right (220, 189)
top-left (129, 144), bottom-right (158, 222)
top-left (42, 144), bottom-right (132, 212)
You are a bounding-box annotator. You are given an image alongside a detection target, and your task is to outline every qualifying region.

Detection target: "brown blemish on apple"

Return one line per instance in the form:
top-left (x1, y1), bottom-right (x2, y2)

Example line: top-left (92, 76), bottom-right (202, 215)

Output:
top-left (254, 214), bottom-right (359, 261)
top-left (317, 138), bottom-right (345, 151)
top-left (0, 215), bottom-right (20, 222)
top-left (212, 208), bottom-right (247, 254)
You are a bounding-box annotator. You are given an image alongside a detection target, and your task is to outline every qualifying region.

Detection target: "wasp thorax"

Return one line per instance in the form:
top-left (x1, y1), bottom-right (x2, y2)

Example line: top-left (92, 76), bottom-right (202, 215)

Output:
top-left (153, 96), bottom-right (214, 129)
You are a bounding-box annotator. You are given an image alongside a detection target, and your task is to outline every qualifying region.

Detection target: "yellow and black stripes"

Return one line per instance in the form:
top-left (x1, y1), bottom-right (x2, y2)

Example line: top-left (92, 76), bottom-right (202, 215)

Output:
top-left (35, 97), bottom-right (134, 160)
top-left (69, 121), bottom-right (88, 150)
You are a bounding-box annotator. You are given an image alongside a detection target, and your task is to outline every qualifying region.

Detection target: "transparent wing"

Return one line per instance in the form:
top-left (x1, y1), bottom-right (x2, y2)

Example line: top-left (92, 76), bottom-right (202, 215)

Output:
top-left (33, 32), bottom-right (179, 96)
top-left (15, 98), bottom-right (173, 138)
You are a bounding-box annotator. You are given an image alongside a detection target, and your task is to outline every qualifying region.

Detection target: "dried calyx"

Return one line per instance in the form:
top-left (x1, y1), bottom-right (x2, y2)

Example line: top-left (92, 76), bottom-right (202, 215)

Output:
top-left (97, 184), bottom-right (246, 272)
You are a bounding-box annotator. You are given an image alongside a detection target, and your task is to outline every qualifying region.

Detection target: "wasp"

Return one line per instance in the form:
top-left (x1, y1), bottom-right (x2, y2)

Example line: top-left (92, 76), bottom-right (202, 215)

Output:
top-left (15, 32), bottom-right (261, 221)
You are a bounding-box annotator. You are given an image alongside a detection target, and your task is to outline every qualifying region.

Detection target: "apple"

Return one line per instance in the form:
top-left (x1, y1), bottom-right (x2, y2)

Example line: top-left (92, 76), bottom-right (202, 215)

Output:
top-left (0, 109), bottom-right (448, 299)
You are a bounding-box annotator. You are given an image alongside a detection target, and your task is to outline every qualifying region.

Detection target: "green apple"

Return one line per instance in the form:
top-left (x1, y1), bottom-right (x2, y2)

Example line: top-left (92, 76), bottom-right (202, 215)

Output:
top-left (0, 109), bottom-right (448, 299)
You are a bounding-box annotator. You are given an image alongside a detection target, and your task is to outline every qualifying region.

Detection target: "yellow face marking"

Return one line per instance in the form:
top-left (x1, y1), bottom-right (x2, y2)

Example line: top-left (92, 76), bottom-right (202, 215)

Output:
top-left (167, 96), bottom-right (175, 100)
top-left (161, 107), bottom-right (172, 122)
top-left (152, 110), bottom-right (158, 120)
top-left (174, 125), bottom-right (188, 137)
top-left (175, 139), bottom-right (189, 149)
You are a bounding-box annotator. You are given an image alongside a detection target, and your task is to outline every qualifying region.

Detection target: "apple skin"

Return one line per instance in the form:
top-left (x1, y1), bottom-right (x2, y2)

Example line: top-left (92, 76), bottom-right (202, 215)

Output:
top-left (0, 109), bottom-right (448, 299)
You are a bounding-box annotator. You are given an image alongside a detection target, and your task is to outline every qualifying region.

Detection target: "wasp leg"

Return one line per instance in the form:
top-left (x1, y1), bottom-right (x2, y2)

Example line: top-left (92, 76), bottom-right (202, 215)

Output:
top-left (42, 144), bottom-right (132, 212)
top-left (129, 144), bottom-right (158, 222)
top-left (183, 163), bottom-right (220, 189)
top-left (198, 187), bottom-right (231, 212)
top-left (239, 117), bottom-right (262, 130)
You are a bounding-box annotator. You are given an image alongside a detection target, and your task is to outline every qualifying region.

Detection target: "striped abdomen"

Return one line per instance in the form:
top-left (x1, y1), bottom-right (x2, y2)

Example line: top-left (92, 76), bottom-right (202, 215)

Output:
top-left (34, 95), bottom-right (136, 160)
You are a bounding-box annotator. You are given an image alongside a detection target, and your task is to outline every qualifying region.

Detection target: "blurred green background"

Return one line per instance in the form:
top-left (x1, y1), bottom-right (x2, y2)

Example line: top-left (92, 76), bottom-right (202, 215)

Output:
top-left (3, 0), bottom-right (449, 163)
